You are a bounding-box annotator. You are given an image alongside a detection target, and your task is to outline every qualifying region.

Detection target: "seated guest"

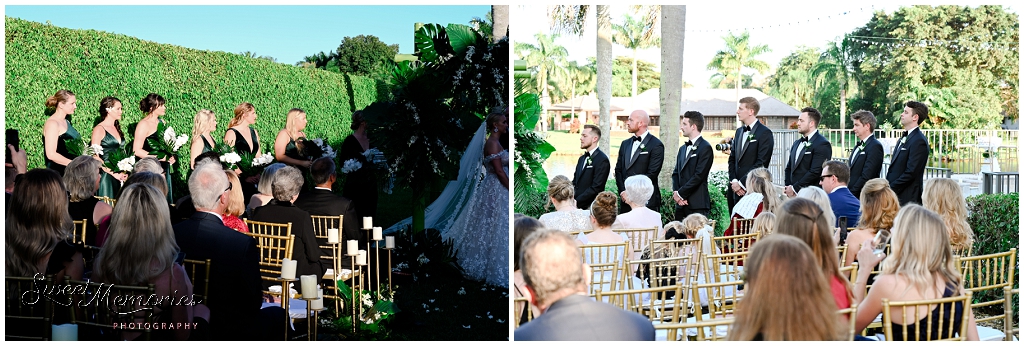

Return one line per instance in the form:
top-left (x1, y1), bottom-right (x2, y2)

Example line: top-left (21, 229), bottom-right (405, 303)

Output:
top-left (173, 161), bottom-right (264, 340)
top-left (95, 171), bottom-right (169, 247)
top-left (513, 216), bottom-right (544, 326)
top-left (250, 166), bottom-right (325, 279)
top-left (729, 235), bottom-right (845, 341)
top-left (724, 168), bottom-right (781, 236)
top-left (844, 178), bottom-right (899, 267)
top-left (634, 221), bottom-right (686, 292)
top-left (612, 175), bottom-right (664, 238)
top-left (751, 211), bottom-right (776, 237)
top-left (537, 175), bottom-right (591, 233)
top-left (922, 178), bottom-right (974, 255)
top-left (680, 215), bottom-right (716, 258)
top-left (6, 168), bottom-right (84, 284)
top-left (222, 170), bottom-right (249, 233)
top-left (796, 186), bottom-right (836, 229)
top-left (63, 155), bottom-right (113, 246)
top-left (775, 198), bottom-right (852, 311)
top-left (577, 191), bottom-right (640, 293)
top-left (173, 151), bottom-right (222, 223)
top-left (515, 229), bottom-right (655, 341)
top-left (247, 163), bottom-right (286, 215)
top-left (820, 160), bottom-right (860, 228)
top-left (852, 205), bottom-right (979, 340)
top-left (93, 183), bottom-right (210, 340)
top-left (133, 156), bottom-right (165, 176)
top-left (294, 157), bottom-right (361, 269)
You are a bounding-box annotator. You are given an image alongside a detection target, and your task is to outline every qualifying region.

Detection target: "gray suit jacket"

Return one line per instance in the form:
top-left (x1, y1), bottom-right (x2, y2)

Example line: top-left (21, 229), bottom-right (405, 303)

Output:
top-left (514, 294), bottom-right (655, 341)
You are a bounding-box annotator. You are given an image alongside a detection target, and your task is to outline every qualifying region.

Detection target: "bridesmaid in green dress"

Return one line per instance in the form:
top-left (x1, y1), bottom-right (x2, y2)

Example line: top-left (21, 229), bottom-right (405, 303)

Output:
top-left (274, 108), bottom-right (314, 190)
top-left (133, 93), bottom-right (175, 203)
top-left (189, 109), bottom-right (218, 169)
top-left (91, 96), bottom-right (128, 199)
top-left (42, 90), bottom-right (80, 176)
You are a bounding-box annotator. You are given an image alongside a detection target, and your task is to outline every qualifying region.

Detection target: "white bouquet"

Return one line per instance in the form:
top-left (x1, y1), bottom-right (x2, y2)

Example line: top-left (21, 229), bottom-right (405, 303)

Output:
top-left (220, 152), bottom-right (242, 165)
top-left (86, 144), bottom-right (104, 156)
top-left (148, 122), bottom-right (188, 160)
top-left (116, 156), bottom-right (137, 172)
top-left (252, 152), bottom-right (274, 166)
top-left (341, 158), bottom-right (363, 173)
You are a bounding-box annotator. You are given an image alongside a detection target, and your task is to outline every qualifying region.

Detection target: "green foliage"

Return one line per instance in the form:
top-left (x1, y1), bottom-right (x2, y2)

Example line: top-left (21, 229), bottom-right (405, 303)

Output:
top-left (5, 17), bottom-right (378, 200)
top-left (334, 35), bottom-right (400, 78)
top-left (765, 46), bottom-right (820, 109)
top-left (657, 186), bottom-right (729, 236)
top-left (512, 93), bottom-right (555, 205)
top-left (707, 30), bottom-right (772, 90)
top-left (965, 192), bottom-right (1019, 321)
top-left (582, 56), bottom-right (660, 97)
top-left (101, 142), bottom-right (134, 173)
top-left (514, 33), bottom-right (569, 107)
top-left (413, 24), bottom-right (454, 64)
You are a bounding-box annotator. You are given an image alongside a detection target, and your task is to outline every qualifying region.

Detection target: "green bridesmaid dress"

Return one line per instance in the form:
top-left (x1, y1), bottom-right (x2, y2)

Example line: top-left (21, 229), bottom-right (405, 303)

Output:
top-left (96, 131), bottom-right (122, 199)
top-left (42, 119), bottom-right (80, 176)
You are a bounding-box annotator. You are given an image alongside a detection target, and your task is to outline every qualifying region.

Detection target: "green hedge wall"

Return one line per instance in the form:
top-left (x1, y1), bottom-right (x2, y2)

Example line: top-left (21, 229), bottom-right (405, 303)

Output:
top-left (965, 192), bottom-right (1019, 321)
top-left (4, 17), bottom-right (381, 199)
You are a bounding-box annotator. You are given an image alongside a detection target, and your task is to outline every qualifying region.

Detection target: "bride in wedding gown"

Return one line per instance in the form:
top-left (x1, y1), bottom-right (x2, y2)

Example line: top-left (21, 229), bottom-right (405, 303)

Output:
top-left (384, 109), bottom-right (509, 287)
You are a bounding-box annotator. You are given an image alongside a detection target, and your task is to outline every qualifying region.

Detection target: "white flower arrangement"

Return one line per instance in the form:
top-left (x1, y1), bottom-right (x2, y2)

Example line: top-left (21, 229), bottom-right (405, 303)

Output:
top-left (252, 152), bottom-right (274, 166)
top-left (116, 156), bottom-right (137, 172)
top-left (362, 148), bottom-right (383, 162)
top-left (341, 159), bottom-right (362, 173)
top-left (417, 253), bottom-right (430, 264)
top-left (87, 144), bottom-right (104, 156)
top-left (220, 152), bottom-right (242, 165)
top-left (172, 135), bottom-right (188, 151)
top-left (159, 125), bottom-right (189, 152)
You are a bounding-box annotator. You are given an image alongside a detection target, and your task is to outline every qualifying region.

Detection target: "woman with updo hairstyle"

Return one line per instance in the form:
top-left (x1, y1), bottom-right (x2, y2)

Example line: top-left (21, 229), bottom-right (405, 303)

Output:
top-left (189, 109), bottom-right (218, 169)
top-left (537, 175), bottom-right (591, 232)
top-left (274, 108), bottom-right (314, 170)
top-left (724, 167), bottom-right (782, 236)
top-left (578, 191), bottom-right (639, 292)
top-left (340, 109), bottom-right (380, 218)
top-left (844, 178), bottom-right (899, 266)
top-left (612, 174), bottom-right (664, 238)
top-left (775, 198), bottom-right (852, 310)
top-left (922, 178), bottom-right (974, 255)
top-left (91, 96), bottom-right (127, 198)
top-left (133, 93), bottom-right (175, 203)
top-left (6, 168), bottom-right (84, 284)
top-left (729, 235), bottom-right (845, 341)
top-left (42, 89), bottom-right (80, 176)
top-left (64, 155), bottom-right (113, 247)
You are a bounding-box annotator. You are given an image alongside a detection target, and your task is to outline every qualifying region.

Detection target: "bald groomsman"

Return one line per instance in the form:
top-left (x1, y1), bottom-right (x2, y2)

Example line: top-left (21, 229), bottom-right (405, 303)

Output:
top-left (615, 110), bottom-right (664, 214)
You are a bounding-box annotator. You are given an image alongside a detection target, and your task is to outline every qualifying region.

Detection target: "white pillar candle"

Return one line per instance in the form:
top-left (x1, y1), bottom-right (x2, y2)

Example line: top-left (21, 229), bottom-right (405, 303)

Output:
top-left (362, 217), bottom-right (373, 229)
top-left (281, 258), bottom-right (297, 280)
top-left (356, 250), bottom-right (367, 265)
top-left (372, 227), bottom-right (383, 240)
top-left (52, 324), bottom-right (78, 341)
top-left (385, 236), bottom-right (395, 249)
top-left (327, 228), bottom-right (339, 244)
top-left (300, 275), bottom-right (318, 299)
top-left (310, 288), bottom-right (324, 310)
top-left (347, 240), bottom-right (359, 256)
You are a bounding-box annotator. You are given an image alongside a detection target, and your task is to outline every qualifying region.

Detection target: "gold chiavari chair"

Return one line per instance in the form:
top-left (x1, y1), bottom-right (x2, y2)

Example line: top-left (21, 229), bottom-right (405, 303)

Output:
top-left (838, 303), bottom-right (859, 341)
top-left (246, 232), bottom-right (295, 288)
top-left (579, 241), bottom-right (629, 295)
top-left (837, 245), bottom-right (848, 266)
top-left (952, 244), bottom-right (973, 258)
top-left (66, 276), bottom-right (156, 341)
top-left (567, 229), bottom-right (594, 238)
top-left (703, 251), bottom-right (748, 284)
top-left (881, 292), bottom-right (972, 341)
top-left (309, 215), bottom-right (346, 312)
top-left (5, 275), bottom-right (54, 340)
top-left (1004, 287), bottom-right (1019, 341)
top-left (714, 233), bottom-right (759, 254)
top-left (653, 238), bottom-right (703, 261)
top-left (95, 195), bottom-right (116, 207)
top-left (613, 227), bottom-right (657, 259)
top-left (731, 218), bottom-right (755, 235)
top-left (244, 219), bottom-right (293, 238)
top-left (182, 258), bottom-right (211, 304)
top-left (513, 297), bottom-right (533, 329)
top-left (692, 279), bottom-right (744, 322)
top-left (839, 263), bottom-right (859, 284)
top-left (596, 285), bottom-right (686, 324)
top-left (957, 248), bottom-right (1017, 340)
top-left (70, 219), bottom-right (88, 244)
top-left (654, 318), bottom-right (734, 341)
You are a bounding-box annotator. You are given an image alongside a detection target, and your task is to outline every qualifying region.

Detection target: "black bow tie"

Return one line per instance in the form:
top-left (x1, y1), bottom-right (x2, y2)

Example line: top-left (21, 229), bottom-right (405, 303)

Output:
top-left (684, 140), bottom-right (693, 147)
top-left (583, 151), bottom-right (591, 157)
top-left (799, 136), bottom-right (808, 142)
top-left (855, 140), bottom-right (864, 147)
top-left (742, 125), bottom-right (752, 132)
top-left (901, 131), bottom-right (908, 138)
top-left (632, 136), bottom-right (642, 142)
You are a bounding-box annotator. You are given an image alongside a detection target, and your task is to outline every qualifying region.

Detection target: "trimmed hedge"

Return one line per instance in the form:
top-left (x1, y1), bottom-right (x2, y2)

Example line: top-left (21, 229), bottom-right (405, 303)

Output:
top-left (966, 192), bottom-right (1019, 321)
top-left (5, 17), bottom-right (380, 199)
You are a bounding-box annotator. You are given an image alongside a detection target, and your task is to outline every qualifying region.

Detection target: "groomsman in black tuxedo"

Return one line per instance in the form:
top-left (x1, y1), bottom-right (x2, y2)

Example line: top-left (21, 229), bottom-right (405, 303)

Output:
top-left (847, 110), bottom-right (884, 199)
top-left (727, 97), bottom-right (774, 210)
top-left (784, 107), bottom-right (832, 197)
top-left (572, 124), bottom-right (610, 209)
top-left (615, 110), bottom-right (664, 214)
top-left (886, 101), bottom-right (931, 205)
top-left (672, 111), bottom-right (713, 221)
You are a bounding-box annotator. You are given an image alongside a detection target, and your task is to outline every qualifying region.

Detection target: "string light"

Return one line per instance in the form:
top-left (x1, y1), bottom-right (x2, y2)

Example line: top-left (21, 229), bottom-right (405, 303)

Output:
top-left (686, 6), bottom-right (875, 33)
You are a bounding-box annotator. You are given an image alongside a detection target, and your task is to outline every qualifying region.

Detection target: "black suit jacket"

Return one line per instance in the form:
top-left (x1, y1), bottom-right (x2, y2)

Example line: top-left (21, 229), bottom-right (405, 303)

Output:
top-left (573, 148), bottom-right (610, 209)
top-left (614, 133), bottom-right (664, 212)
top-left (294, 188), bottom-right (362, 268)
top-left (672, 137), bottom-right (713, 210)
top-left (514, 294), bottom-right (655, 341)
top-left (173, 212), bottom-right (262, 340)
top-left (785, 132), bottom-right (832, 192)
top-left (728, 121), bottom-right (774, 188)
top-left (250, 200), bottom-right (326, 279)
top-left (886, 128), bottom-right (929, 205)
top-left (848, 135), bottom-right (884, 199)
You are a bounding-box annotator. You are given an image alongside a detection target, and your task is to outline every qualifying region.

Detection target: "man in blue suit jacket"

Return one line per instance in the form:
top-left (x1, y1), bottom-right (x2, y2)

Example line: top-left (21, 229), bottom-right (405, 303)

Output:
top-left (514, 230), bottom-right (654, 341)
top-left (886, 101), bottom-right (931, 205)
top-left (821, 160), bottom-right (860, 229)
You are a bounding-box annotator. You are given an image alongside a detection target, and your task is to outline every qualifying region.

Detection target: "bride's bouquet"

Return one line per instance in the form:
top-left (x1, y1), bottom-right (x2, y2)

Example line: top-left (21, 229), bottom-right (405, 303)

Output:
top-left (102, 143), bottom-right (136, 174)
top-left (145, 121), bottom-right (188, 160)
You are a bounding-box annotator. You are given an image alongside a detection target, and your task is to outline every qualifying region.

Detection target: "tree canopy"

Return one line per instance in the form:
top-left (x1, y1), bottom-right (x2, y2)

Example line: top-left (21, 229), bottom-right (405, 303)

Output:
top-left (334, 34), bottom-right (400, 77)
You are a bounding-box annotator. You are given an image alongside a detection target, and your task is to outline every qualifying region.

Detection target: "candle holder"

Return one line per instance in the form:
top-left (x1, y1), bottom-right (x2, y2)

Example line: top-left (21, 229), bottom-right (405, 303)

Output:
top-left (374, 243), bottom-right (381, 299)
top-left (330, 242), bottom-right (342, 312)
top-left (275, 277), bottom-right (299, 339)
top-left (302, 296), bottom-right (326, 341)
top-left (386, 248), bottom-right (393, 292)
top-left (347, 253), bottom-right (358, 335)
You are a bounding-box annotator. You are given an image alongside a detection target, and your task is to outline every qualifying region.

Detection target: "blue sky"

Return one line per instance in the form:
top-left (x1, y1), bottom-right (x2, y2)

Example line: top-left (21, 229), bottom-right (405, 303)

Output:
top-left (4, 5), bottom-right (491, 65)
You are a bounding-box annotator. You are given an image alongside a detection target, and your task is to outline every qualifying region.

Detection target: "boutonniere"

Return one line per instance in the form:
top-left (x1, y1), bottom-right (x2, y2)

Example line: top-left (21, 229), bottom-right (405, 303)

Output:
top-left (585, 156), bottom-right (593, 166)
top-left (746, 133), bottom-right (755, 141)
top-left (803, 141), bottom-right (812, 150)
top-left (640, 143), bottom-right (647, 152)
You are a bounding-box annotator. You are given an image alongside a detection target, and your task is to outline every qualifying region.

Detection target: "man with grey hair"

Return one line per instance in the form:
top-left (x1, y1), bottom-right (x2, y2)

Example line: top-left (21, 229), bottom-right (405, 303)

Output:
top-left (173, 160), bottom-right (265, 340)
top-left (250, 166), bottom-right (325, 279)
top-left (614, 109), bottom-right (664, 214)
top-left (515, 229), bottom-right (654, 340)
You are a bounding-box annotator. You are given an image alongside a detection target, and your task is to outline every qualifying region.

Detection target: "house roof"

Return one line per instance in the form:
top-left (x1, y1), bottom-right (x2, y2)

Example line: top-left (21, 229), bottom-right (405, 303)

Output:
top-left (549, 94), bottom-right (624, 112)
top-left (627, 88), bottom-right (801, 117)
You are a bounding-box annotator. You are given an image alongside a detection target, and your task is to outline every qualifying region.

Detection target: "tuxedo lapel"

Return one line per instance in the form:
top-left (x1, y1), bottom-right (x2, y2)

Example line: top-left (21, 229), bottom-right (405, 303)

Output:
top-left (734, 128), bottom-right (745, 160)
top-left (627, 135), bottom-right (648, 170)
top-left (576, 154), bottom-right (587, 178)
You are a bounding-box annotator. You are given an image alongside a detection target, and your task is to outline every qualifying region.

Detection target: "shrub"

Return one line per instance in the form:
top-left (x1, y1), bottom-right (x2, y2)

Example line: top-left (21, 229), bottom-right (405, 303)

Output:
top-left (5, 17), bottom-right (379, 200)
top-left (658, 185), bottom-right (729, 236)
top-left (513, 186), bottom-right (548, 219)
top-left (966, 192), bottom-right (1019, 321)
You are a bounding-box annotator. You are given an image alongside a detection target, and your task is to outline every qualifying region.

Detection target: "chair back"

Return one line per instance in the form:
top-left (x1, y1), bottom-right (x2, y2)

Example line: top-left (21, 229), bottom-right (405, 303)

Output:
top-left (957, 248), bottom-right (1017, 326)
top-left (837, 245), bottom-right (848, 266)
top-left (653, 238), bottom-right (703, 261)
top-left (628, 256), bottom-right (699, 294)
top-left (703, 251), bottom-right (748, 284)
top-left (5, 275), bottom-right (54, 340)
top-left (580, 241), bottom-right (629, 295)
top-left (513, 297), bottom-right (533, 329)
top-left (567, 229), bottom-right (594, 238)
top-left (692, 279), bottom-right (744, 320)
top-left (70, 219), bottom-right (88, 245)
top-left (596, 285), bottom-right (685, 323)
top-left (182, 258), bottom-right (211, 304)
top-left (96, 195), bottom-right (116, 207)
top-left (951, 244), bottom-right (973, 258)
top-left (881, 291), bottom-right (972, 341)
top-left (1004, 287), bottom-right (1019, 341)
top-left (244, 219), bottom-right (293, 238)
top-left (309, 215), bottom-right (343, 271)
top-left (838, 263), bottom-right (859, 285)
top-left (731, 218), bottom-right (755, 235)
top-left (653, 318), bottom-right (735, 341)
top-left (66, 277), bottom-right (156, 341)
top-left (579, 241), bottom-right (628, 266)
top-left (613, 227), bottom-right (657, 258)
top-left (837, 303), bottom-right (859, 341)
top-left (246, 232), bottom-right (295, 284)
top-left (714, 233), bottom-right (758, 254)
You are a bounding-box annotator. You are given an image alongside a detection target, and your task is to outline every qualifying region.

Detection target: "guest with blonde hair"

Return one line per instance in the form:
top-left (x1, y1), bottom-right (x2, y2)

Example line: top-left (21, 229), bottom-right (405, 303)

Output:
top-left (222, 170), bottom-right (249, 233)
top-left (538, 175), bottom-right (590, 233)
top-left (190, 109), bottom-right (218, 169)
top-left (274, 108), bottom-right (314, 169)
top-left (776, 198), bottom-right (852, 310)
top-left (844, 178), bottom-right (899, 266)
top-left (725, 167), bottom-right (781, 236)
top-left (797, 186), bottom-right (837, 229)
top-left (751, 211), bottom-right (776, 237)
top-left (247, 163), bottom-right (286, 214)
top-left (922, 178), bottom-right (974, 255)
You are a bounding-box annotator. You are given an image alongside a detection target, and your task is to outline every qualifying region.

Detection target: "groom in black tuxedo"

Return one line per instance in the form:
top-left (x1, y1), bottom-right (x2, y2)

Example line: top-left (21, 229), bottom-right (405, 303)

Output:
top-left (573, 124), bottom-right (610, 209)
top-left (615, 110), bottom-right (664, 214)
top-left (672, 111), bottom-right (713, 221)
top-left (784, 107), bottom-right (832, 197)
top-left (294, 157), bottom-right (362, 269)
top-left (886, 101), bottom-right (931, 205)
top-left (727, 97), bottom-right (774, 210)
top-left (848, 110), bottom-right (884, 199)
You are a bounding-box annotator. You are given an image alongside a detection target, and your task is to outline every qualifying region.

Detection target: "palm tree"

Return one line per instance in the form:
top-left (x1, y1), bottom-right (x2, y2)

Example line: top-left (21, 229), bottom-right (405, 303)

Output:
top-left (491, 6), bottom-right (508, 41)
top-left (613, 13), bottom-right (661, 107)
top-left (659, 5), bottom-right (684, 190)
top-left (706, 31), bottom-right (771, 102)
top-left (810, 37), bottom-right (857, 130)
top-left (562, 60), bottom-right (596, 124)
top-left (550, 5), bottom-right (613, 154)
top-left (515, 33), bottom-right (569, 132)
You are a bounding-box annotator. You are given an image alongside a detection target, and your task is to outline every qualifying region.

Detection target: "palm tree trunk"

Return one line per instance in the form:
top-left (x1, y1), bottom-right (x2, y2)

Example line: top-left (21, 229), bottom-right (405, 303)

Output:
top-left (659, 5), bottom-right (685, 190)
top-left (631, 49), bottom-right (639, 109)
top-left (540, 66), bottom-right (550, 132)
top-left (596, 5), bottom-right (613, 155)
top-left (491, 5), bottom-right (508, 41)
